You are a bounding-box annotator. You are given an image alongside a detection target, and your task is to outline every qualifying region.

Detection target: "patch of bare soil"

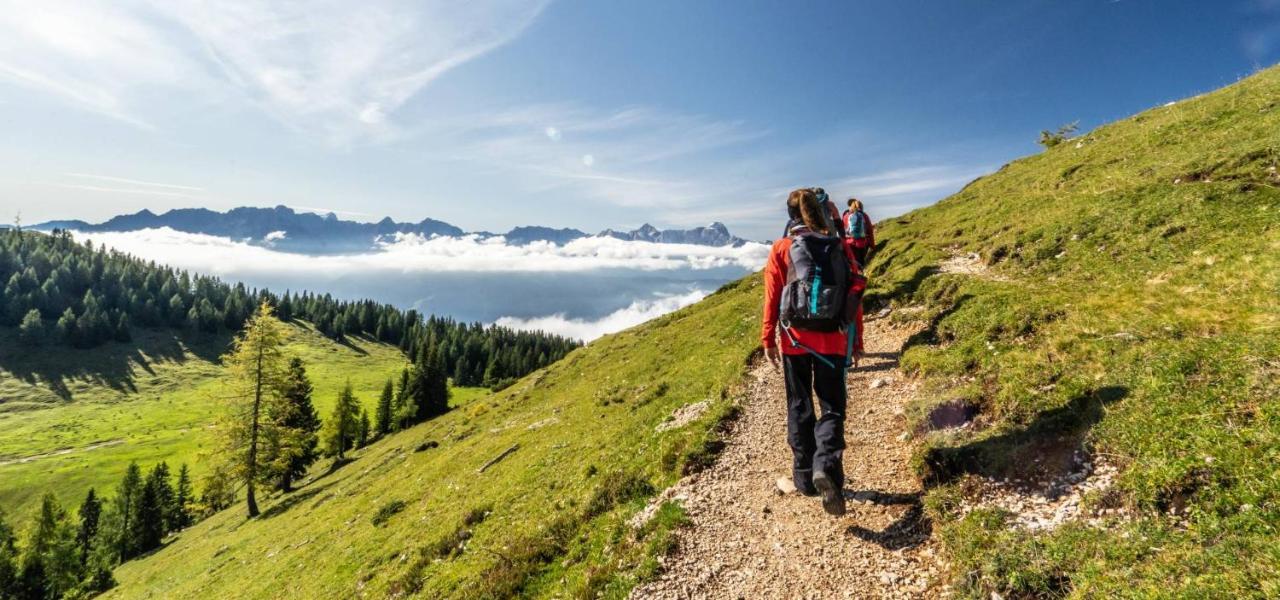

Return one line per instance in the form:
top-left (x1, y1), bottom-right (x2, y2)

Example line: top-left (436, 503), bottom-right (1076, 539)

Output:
top-left (956, 456), bottom-right (1123, 532)
top-left (937, 251), bottom-right (1006, 281)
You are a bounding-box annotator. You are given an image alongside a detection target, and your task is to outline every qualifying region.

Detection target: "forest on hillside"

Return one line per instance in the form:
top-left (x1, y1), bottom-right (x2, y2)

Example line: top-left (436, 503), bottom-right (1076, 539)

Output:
top-left (0, 228), bottom-right (579, 389)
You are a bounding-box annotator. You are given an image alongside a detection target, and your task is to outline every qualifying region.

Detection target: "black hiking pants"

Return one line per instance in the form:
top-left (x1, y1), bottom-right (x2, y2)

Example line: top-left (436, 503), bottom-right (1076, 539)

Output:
top-left (852, 245), bottom-right (871, 269)
top-left (783, 353), bottom-right (847, 491)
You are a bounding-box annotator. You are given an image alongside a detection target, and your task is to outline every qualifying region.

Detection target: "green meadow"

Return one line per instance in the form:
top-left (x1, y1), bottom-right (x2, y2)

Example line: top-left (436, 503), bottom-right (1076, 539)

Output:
top-left (102, 275), bottom-right (761, 599)
top-left (0, 322), bottom-right (411, 523)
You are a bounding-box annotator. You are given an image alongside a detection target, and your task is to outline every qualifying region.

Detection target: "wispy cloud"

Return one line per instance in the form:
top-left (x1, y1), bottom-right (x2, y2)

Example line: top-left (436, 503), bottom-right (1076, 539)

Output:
top-left (427, 103), bottom-right (767, 209)
top-left (64, 172), bottom-right (204, 192)
top-left (830, 165), bottom-right (991, 206)
top-left (44, 182), bottom-right (196, 198)
top-left (41, 171), bottom-right (206, 198)
top-left (0, 0), bottom-right (549, 142)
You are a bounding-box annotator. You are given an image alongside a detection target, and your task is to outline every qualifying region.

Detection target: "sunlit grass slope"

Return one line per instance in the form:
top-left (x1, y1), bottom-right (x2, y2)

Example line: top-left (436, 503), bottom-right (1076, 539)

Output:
top-left (105, 277), bottom-right (762, 599)
top-left (0, 322), bottom-right (410, 523)
top-left (864, 65), bottom-right (1280, 597)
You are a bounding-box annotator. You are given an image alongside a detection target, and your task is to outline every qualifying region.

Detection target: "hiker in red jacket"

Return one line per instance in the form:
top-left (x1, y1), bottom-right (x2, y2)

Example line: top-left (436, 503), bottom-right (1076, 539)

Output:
top-left (843, 198), bottom-right (875, 268)
top-left (762, 188), bottom-right (867, 516)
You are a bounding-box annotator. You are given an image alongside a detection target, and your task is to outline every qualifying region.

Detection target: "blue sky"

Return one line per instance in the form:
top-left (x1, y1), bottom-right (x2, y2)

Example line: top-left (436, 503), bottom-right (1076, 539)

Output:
top-left (1, 0), bottom-right (1277, 240)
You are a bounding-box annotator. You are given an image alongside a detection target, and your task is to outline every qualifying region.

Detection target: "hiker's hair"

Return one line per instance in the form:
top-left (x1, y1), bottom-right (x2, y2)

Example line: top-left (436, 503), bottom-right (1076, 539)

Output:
top-left (787, 188), bottom-right (829, 235)
top-left (848, 198), bottom-right (863, 212)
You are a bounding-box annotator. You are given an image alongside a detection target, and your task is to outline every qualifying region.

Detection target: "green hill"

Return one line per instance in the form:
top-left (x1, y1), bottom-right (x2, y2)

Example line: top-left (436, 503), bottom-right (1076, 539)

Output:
top-left (103, 278), bottom-right (759, 598)
top-left (38, 66), bottom-right (1280, 599)
top-left (865, 65), bottom-right (1280, 596)
top-left (0, 322), bottom-right (411, 523)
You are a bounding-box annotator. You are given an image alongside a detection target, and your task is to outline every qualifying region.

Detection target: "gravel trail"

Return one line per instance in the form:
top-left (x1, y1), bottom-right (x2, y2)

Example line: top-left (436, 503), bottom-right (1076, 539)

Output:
top-left (632, 316), bottom-right (945, 600)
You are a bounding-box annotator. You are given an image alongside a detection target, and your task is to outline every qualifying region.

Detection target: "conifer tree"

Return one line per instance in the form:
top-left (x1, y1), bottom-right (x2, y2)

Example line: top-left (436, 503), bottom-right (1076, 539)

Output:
top-left (218, 301), bottom-right (290, 518)
top-left (75, 489), bottom-right (101, 569)
top-left (55, 307), bottom-right (76, 345)
top-left (407, 348), bottom-right (450, 423)
top-left (323, 382), bottom-right (361, 460)
top-left (171, 465), bottom-right (194, 530)
top-left (140, 463), bottom-right (174, 546)
top-left (374, 379), bottom-right (393, 436)
top-left (17, 309), bottom-right (43, 346)
top-left (21, 493), bottom-right (79, 599)
top-left (358, 408), bottom-right (371, 448)
top-left (132, 470), bottom-right (165, 553)
top-left (198, 464), bottom-right (237, 516)
top-left (392, 369), bottom-right (413, 431)
top-left (112, 463), bottom-right (143, 561)
top-left (277, 358), bottom-right (321, 492)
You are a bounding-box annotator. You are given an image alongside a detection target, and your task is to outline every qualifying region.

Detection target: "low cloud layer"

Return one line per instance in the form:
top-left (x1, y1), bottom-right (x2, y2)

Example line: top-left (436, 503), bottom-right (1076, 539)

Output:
top-left (496, 289), bottom-right (708, 341)
top-left (76, 228), bottom-right (769, 278)
top-left (70, 228), bottom-right (761, 332)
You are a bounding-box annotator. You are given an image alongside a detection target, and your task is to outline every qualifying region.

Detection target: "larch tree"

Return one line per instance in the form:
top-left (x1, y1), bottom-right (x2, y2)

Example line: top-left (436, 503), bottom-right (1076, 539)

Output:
top-left (219, 301), bottom-right (291, 518)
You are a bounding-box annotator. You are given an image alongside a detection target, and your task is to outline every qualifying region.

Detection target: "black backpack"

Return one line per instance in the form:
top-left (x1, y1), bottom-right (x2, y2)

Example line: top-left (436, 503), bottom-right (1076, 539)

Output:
top-left (779, 232), bottom-right (857, 332)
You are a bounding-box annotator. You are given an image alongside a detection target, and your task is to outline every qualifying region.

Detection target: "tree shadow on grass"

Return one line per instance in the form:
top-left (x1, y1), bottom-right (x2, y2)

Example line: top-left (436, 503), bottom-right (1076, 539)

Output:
top-left (844, 490), bottom-right (931, 551)
top-left (334, 335), bottom-right (370, 356)
top-left (0, 328), bottom-right (231, 402)
top-left (920, 386), bottom-right (1130, 487)
top-left (259, 483), bottom-right (334, 520)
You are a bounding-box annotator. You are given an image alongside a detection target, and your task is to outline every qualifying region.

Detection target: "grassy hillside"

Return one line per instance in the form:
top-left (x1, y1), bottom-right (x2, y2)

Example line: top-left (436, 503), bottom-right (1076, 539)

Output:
top-left (864, 65), bottom-right (1280, 597)
top-left (0, 322), bottom-right (410, 523)
top-left (103, 276), bottom-right (761, 598)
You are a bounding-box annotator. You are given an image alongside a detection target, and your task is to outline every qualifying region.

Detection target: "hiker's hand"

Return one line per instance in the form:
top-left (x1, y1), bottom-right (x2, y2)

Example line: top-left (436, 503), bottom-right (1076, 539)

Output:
top-left (765, 345), bottom-right (781, 369)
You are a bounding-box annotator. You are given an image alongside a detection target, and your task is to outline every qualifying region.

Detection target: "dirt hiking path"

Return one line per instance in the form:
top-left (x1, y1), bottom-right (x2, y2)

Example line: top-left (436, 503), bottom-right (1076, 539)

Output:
top-left (632, 316), bottom-right (945, 599)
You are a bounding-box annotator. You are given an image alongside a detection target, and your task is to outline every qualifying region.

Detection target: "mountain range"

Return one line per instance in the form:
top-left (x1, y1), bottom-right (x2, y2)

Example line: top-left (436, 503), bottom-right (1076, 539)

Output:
top-left (32, 205), bottom-right (749, 254)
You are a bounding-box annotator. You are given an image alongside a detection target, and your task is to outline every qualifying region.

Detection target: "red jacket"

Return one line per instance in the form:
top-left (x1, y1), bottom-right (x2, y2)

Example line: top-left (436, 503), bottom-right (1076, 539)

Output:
top-left (842, 210), bottom-right (875, 249)
top-left (762, 228), bottom-right (866, 356)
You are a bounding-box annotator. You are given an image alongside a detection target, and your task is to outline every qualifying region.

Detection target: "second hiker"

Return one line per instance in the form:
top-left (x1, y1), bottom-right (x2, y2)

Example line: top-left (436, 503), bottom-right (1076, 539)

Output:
top-left (843, 198), bottom-right (875, 268)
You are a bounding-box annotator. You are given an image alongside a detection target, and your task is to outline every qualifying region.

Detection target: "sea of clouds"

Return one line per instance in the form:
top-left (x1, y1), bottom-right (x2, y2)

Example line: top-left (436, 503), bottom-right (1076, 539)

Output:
top-left (75, 228), bottom-right (768, 341)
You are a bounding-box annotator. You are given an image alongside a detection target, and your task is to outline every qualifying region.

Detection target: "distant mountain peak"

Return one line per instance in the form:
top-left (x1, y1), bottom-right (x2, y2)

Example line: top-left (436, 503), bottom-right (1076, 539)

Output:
top-left (31, 206), bottom-right (749, 252)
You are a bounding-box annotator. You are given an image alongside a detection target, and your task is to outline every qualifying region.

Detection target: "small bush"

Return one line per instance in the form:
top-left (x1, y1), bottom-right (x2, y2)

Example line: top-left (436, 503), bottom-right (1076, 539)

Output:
top-left (489, 377), bottom-right (517, 392)
top-left (584, 471), bottom-right (655, 518)
top-left (1038, 121), bottom-right (1080, 148)
top-left (371, 499), bottom-right (407, 526)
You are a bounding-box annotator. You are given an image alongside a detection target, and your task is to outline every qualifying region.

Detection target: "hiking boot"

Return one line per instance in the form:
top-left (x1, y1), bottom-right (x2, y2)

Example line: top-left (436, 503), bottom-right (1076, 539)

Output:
top-left (812, 470), bottom-right (846, 516)
top-left (793, 469), bottom-right (819, 496)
